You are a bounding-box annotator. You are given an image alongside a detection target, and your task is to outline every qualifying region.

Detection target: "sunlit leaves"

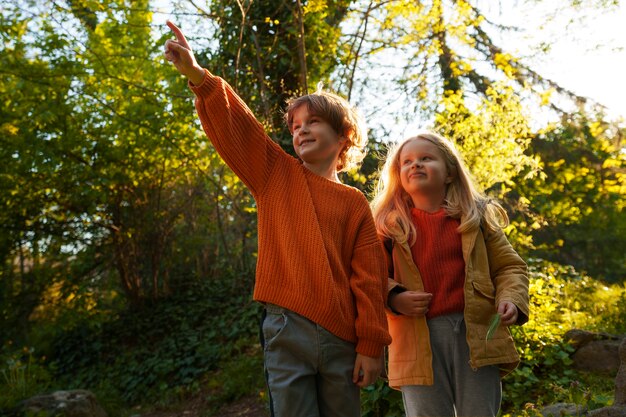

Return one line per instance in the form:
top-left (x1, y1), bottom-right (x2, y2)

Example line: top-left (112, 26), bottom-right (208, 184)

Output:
top-left (492, 52), bottom-right (518, 78)
top-left (509, 113), bottom-right (626, 280)
top-left (303, 0), bottom-right (329, 14)
top-left (502, 259), bottom-right (626, 411)
top-left (0, 0), bottom-right (256, 327)
top-left (435, 84), bottom-right (540, 191)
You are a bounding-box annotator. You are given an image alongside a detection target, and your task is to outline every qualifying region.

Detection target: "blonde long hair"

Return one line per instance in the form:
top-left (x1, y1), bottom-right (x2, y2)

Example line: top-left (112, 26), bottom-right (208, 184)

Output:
top-left (371, 131), bottom-right (509, 245)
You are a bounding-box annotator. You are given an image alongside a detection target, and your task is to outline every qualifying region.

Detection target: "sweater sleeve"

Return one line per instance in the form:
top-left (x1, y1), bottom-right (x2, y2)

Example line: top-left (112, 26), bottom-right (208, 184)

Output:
top-left (350, 205), bottom-right (392, 357)
top-left (189, 69), bottom-right (282, 196)
top-left (486, 227), bottom-right (530, 325)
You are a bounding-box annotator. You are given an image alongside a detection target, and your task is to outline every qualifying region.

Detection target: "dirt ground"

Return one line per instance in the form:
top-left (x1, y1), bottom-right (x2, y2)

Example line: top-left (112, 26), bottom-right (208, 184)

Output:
top-left (137, 394), bottom-right (267, 417)
top-left (218, 396), bottom-right (267, 417)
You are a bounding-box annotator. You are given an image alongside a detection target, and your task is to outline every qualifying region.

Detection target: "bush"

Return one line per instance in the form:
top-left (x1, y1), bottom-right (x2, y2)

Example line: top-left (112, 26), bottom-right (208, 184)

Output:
top-left (46, 277), bottom-right (262, 406)
top-left (361, 379), bottom-right (404, 417)
top-left (501, 260), bottom-right (623, 415)
top-left (203, 339), bottom-right (265, 414)
top-left (3, 260), bottom-right (623, 415)
top-left (0, 346), bottom-right (52, 411)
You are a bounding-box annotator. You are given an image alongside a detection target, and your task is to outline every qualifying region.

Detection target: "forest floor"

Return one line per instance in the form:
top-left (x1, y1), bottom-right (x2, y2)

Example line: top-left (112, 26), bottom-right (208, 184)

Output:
top-left (137, 394), bottom-right (267, 417)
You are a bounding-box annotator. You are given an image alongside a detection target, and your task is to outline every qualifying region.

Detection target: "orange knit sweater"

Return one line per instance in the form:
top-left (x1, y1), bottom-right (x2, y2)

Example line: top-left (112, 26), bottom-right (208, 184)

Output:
top-left (189, 70), bottom-right (391, 357)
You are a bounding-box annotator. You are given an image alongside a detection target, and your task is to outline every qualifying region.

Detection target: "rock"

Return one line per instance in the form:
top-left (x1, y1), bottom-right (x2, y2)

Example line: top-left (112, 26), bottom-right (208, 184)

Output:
top-left (565, 330), bottom-right (618, 345)
top-left (565, 329), bottom-right (602, 348)
top-left (565, 330), bottom-right (623, 373)
top-left (586, 405), bottom-right (626, 417)
top-left (583, 338), bottom-right (626, 417)
top-left (573, 339), bottom-right (622, 373)
top-left (541, 402), bottom-right (587, 417)
top-left (21, 389), bottom-right (108, 417)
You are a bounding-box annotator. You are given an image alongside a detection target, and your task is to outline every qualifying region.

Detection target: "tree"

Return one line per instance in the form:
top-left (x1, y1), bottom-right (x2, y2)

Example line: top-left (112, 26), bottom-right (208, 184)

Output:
top-left (173, 0), bottom-right (353, 150)
top-left (508, 113), bottom-right (626, 281)
top-left (1, 2), bottom-right (87, 343)
top-left (0, 0), bottom-right (257, 344)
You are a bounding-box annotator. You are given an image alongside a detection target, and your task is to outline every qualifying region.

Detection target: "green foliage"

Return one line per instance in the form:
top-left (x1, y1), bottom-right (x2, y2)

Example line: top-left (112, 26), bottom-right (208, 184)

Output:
top-left (501, 260), bottom-right (623, 414)
top-left (46, 278), bottom-right (261, 405)
top-left (0, 0), bottom-right (259, 348)
top-left (203, 341), bottom-right (265, 414)
top-left (508, 113), bottom-right (626, 281)
top-left (336, 0), bottom-right (607, 139)
top-left (435, 85), bottom-right (540, 193)
top-left (360, 379), bottom-right (404, 417)
top-left (193, 0), bottom-right (352, 151)
top-left (0, 347), bottom-right (52, 410)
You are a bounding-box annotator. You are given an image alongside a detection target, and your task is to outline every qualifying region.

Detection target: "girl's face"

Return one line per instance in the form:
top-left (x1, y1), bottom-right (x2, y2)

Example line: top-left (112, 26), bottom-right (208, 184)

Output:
top-left (398, 138), bottom-right (452, 202)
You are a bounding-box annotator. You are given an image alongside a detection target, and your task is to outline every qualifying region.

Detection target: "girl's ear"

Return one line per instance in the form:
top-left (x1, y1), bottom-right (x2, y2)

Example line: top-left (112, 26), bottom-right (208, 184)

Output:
top-left (445, 166), bottom-right (457, 184)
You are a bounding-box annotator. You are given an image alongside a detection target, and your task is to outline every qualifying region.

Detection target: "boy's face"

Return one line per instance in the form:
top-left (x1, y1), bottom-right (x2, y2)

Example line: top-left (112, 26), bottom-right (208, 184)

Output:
top-left (291, 105), bottom-right (346, 169)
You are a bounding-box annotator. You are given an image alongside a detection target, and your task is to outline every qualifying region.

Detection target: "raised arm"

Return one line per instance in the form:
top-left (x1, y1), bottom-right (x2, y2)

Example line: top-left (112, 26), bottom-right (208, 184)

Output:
top-left (164, 21), bottom-right (281, 196)
top-left (164, 21), bottom-right (205, 85)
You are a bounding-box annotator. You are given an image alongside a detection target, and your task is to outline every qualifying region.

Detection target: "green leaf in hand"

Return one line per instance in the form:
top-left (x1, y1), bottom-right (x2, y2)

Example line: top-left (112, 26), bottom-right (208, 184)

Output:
top-left (486, 313), bottom-right (501, 340)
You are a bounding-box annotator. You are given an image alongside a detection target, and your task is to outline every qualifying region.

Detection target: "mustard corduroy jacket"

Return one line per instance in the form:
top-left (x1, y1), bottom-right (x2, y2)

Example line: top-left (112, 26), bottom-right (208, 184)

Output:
top-left (384, 221), bottom-right (529, 389)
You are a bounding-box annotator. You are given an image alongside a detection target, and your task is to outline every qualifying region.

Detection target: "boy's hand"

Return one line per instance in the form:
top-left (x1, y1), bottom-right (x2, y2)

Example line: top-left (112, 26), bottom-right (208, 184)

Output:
top-left (497, 301), bottom-right (519, 326)
top-left (164, 21), bottom-right (205, 85)
top-left (352, 353), bottom-right (382, 387)
top-left (389, 291), bottom-right (432, 317)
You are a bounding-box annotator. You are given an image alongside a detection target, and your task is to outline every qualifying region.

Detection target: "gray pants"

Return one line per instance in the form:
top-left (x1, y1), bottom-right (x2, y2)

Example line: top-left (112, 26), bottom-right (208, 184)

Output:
top-left (261, 304), bottom-right (360, 417)
top-left (400, 313), bottom-right (501, 417)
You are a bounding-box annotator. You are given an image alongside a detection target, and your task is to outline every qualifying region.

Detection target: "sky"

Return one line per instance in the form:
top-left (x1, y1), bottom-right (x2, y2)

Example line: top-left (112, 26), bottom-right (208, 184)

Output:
top-left (155, 1), bottom-right (626, 128)
top-left (387, 1), bottom-right (626, 139)
top-left (491, 1), bottom-right (626, 121)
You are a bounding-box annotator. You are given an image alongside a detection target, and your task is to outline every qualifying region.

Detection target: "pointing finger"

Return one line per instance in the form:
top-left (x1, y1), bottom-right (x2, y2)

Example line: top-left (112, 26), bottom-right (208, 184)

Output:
top-left (166, 20), bottom-right (190, 49)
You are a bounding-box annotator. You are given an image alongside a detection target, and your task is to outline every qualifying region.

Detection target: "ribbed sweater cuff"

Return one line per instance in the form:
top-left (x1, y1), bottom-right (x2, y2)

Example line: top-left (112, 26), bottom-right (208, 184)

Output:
top-left (356, 340), bottom-right (385, 358)
top-left (188, 69), bottom-right (220, 97)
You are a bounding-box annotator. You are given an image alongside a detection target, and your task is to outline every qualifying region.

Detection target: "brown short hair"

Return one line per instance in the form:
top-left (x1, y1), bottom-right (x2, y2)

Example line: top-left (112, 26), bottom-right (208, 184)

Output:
top-left (284, 88), bottom-right (367, 172)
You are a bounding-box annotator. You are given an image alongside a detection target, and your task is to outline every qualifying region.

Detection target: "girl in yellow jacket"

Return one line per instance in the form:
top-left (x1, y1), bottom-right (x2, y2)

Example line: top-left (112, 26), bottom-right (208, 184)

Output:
top-left (371, 131), bottom-right (529, 417)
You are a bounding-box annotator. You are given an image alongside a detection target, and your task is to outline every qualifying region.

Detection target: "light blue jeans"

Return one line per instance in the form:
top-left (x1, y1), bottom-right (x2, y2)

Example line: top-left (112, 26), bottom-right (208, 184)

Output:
top-left (261, 304), bottom-right (360, 417)
top-left (400, 313), bottom-right (501, 417)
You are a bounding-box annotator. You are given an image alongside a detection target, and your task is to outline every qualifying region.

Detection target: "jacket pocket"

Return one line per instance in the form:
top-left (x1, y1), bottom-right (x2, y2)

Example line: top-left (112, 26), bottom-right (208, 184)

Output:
top-left (472, 280), bottom-right (495, 300)
top-left (469, 280), bottom-right (497, 335)
top-left (387, 314), bottom-right (418, 361)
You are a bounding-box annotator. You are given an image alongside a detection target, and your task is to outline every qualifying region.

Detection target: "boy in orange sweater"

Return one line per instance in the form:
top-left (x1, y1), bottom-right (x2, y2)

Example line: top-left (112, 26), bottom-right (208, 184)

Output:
top-left (164, 21), bottom-right (390, 417)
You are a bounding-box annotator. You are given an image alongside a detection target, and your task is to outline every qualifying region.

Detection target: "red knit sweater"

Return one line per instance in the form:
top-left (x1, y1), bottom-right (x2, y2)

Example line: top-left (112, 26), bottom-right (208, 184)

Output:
top-left (189, 70), bottom-right (391, 357)
top-left (410, 208), bottom-right (465, 319)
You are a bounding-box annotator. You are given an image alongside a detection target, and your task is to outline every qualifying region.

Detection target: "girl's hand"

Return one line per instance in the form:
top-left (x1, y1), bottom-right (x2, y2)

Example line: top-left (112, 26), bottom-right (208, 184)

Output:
top-left (497, 300), bottom-right (519, 325)
top-left (164, 21), bottom-right (206, 85)
top-left (352, 353), bottom-right (382, 387)
top-left (389, 291), bottom-right (432, 317)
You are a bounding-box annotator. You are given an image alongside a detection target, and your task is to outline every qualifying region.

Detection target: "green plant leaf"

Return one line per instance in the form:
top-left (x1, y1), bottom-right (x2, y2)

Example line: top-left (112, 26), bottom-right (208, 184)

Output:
top-left (486, 313), bottom-right (501, 340)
